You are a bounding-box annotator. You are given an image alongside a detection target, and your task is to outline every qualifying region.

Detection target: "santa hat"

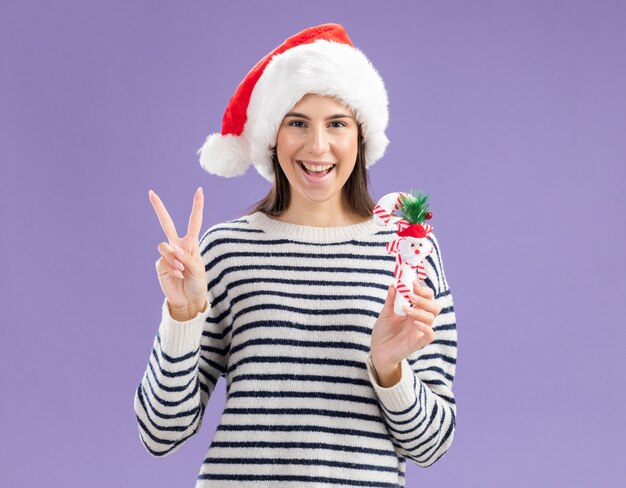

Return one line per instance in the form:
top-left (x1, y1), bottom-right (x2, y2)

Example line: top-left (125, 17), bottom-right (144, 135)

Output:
top-left (397, 223), bottom-right (433, 239)
top-left (196, 23), bottom-right (390, 183)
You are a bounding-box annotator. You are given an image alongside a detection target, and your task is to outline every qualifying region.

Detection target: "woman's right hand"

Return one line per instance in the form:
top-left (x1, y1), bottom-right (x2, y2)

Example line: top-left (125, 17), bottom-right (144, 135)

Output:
top-left (148, 187), bottom-right (208, 321)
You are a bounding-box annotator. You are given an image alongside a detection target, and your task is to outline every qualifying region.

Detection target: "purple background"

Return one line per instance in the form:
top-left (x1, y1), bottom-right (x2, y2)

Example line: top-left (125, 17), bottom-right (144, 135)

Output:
top-left (2, 1), bottom-right (624, 486)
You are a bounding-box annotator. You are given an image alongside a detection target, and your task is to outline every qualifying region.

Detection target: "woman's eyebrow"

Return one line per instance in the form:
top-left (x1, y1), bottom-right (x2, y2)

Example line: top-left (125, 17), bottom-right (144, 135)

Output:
top-left (284, 111), bottom-right (354, 121)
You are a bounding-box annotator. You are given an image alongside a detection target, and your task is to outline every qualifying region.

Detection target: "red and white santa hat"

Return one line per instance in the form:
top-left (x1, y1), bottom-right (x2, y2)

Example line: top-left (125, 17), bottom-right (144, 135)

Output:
top-left (197, 23), bottom-right (390, 183)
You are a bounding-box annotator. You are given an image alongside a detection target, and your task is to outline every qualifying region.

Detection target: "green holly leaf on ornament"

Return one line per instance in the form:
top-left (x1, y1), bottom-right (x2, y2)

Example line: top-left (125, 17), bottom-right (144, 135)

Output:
top-left (398, 190), bottom-right (432, 225)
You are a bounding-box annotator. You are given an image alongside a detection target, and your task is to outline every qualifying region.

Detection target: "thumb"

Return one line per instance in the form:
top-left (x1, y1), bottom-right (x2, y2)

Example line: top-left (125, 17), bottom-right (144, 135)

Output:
top-left (381, 282), bottom-right (396, 314)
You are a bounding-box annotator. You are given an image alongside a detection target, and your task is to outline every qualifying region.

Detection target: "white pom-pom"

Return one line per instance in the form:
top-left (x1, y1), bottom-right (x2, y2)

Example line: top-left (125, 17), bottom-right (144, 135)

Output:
top-left (197, 132), bottom-right (251, 178)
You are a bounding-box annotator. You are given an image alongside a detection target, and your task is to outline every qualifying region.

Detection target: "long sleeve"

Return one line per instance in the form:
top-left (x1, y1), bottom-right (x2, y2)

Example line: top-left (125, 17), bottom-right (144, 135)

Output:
top-left (366, 231), bottom-right (457, 467)
top-left (133, 232), bottom-right (232, 457)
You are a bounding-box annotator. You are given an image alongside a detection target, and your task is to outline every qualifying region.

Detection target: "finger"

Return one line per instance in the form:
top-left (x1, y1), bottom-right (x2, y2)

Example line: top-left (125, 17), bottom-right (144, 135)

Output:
top-left (148, 190), bottom-right (180, 242)
top-left (164, 242), bottom-right (204, 280)
top-left (187, 187), bottom-right (204, 240)
top-left (403, 326), bottom-right (426, 353)
top-left (413, 281), bottom-right (435, 299)
top-left (155, 255), bottom-right (184, 280)
top-left (413, 319), bottom-right (431, 330)
top-left (402, 305), bottom-right (436, 326)
top-left (167, 241), bottom-right (195, 268)
top-left (157, 242), bottom-right (186, 273)
top-left (415, 320), bottom-right (436, 350)
top-left (380, 282), bottom-right (396, 315)
top-left (408, 292), bottom-right (440, 316)
top-left (155, 256), bottom-right (168, 276)
top-left (414, 321), bottom-right (436, 344)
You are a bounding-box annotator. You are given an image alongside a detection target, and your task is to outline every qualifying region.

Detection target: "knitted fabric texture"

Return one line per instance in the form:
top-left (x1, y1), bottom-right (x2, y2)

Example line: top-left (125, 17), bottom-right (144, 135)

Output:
top-left (133, 211), bottom-right (458, 487)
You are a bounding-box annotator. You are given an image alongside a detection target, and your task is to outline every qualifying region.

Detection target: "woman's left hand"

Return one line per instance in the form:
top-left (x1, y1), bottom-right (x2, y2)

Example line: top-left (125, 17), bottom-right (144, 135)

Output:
top-left (370, 280), bottom-right (442, 374)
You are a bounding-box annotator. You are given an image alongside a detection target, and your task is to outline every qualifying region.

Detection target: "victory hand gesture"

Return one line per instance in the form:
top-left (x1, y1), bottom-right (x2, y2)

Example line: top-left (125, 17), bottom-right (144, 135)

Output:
top-left (149, 187), bottom-right (208, 321)
top-left (370, 281), bottom-right (442, 384)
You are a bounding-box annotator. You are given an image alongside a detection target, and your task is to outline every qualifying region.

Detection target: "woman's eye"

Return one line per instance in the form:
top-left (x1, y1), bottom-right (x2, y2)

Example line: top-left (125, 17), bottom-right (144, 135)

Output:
top-left (288, 120), bottom-right (346, 128)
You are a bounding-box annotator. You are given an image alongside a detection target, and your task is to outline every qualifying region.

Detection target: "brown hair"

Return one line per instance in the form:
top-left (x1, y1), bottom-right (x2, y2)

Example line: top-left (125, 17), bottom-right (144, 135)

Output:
top-left (242, 124), bottom-right (376, 218)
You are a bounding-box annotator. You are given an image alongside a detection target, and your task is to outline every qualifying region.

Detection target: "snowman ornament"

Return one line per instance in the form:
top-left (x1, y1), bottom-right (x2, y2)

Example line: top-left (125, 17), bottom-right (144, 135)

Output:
top-left (373, 191), bottom-right (435, 316)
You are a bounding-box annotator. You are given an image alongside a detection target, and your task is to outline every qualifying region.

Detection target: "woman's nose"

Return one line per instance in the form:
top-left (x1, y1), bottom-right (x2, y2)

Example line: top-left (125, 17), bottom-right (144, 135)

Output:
top-left (306, 125), bottom-right (330, 154)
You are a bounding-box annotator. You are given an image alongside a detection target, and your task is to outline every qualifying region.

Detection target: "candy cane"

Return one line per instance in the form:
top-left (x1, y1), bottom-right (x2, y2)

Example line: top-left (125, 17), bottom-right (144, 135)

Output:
top-left (373, 192), bottom-right (434, 316)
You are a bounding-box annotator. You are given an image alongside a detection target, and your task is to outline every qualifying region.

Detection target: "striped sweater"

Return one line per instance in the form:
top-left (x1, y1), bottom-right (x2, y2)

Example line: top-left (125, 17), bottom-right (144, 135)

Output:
top-left (134, 210), bottom-right (458, 487)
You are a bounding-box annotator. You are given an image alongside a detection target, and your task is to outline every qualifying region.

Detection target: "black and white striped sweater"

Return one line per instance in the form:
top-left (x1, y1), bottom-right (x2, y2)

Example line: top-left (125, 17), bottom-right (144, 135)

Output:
top-left (134, 210), bottom-right (458, 487)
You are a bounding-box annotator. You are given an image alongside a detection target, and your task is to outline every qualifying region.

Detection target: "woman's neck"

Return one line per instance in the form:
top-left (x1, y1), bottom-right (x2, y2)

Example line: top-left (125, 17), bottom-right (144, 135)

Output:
top-left (272, 198), bottom-right (369, 227)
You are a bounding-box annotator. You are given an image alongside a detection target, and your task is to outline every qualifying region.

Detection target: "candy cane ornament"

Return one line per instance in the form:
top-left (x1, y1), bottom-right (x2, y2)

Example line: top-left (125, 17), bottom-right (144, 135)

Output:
top-left (373, 191), bottom-right (435, 316)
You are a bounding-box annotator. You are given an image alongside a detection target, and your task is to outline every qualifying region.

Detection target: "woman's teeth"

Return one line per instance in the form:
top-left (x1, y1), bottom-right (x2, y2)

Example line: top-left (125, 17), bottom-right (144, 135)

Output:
top-left (301, 161), bottom-right (334, 172)
top-left (299, 161), bottom-right (335, 176)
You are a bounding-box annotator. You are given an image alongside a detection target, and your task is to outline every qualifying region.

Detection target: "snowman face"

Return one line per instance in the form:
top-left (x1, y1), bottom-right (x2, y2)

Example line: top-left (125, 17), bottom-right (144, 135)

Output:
top-left (399, 237), bottom-right (434, 263)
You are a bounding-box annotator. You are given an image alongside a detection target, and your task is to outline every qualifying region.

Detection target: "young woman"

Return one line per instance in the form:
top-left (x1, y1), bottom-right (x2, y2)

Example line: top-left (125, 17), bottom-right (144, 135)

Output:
top-left (135, 23), bottom-right (457, 487)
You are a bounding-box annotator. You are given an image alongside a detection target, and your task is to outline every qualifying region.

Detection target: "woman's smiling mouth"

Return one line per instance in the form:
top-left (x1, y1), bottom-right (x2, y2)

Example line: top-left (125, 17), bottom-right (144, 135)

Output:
top-left (297, 160), bottom-right (336, 180)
